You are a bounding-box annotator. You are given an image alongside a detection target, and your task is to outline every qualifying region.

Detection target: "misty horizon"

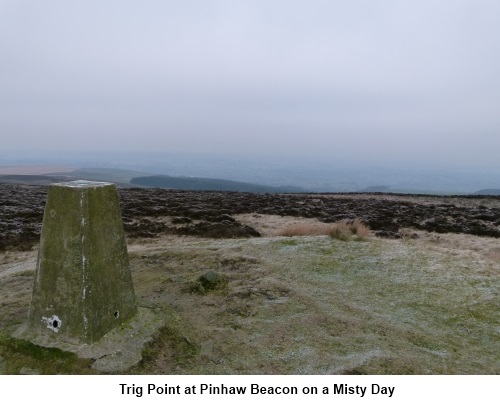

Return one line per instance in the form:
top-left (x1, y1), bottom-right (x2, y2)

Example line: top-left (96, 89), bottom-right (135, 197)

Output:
top-left (2, 149), bottom-right (500, 194)
top-left (2, 1), bottom-right (500, 181)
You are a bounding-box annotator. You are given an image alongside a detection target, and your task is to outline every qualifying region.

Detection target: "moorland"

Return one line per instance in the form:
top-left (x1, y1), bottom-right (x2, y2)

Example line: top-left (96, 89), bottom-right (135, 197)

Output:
top-left (0, 183), bottom-right (499, 374)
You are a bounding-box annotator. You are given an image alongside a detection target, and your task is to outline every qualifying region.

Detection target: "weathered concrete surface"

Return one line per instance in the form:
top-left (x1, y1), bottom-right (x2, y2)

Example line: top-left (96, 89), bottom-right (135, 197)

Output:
top-left (14, 307), bottom-right (168, 372)
top-left (25, 180), bottom-right (137, 345)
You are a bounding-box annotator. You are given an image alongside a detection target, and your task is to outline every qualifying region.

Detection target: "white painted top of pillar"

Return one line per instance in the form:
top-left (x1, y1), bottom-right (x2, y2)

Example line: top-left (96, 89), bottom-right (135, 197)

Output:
top-left (53, 180), bottom-right (114, 188)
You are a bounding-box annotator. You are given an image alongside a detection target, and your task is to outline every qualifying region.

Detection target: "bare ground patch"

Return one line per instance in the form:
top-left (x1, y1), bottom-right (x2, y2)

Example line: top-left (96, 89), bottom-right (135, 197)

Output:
top-left (233, 214), bottom-right (329, 237)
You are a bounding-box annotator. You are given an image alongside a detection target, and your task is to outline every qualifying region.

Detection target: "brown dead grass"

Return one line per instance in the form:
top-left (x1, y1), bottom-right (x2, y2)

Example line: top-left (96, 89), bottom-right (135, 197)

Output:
top-left (329, 219), bottom-right (371, 241)
top-left (276, 222), bottom-right (334, 237)
top-left (274, 218), bottom-right (371, 241)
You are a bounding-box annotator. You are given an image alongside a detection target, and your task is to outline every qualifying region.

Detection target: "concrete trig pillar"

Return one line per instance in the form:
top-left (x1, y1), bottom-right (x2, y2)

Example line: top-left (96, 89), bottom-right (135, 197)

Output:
top-left (27, 180), bottom-right (136, 345)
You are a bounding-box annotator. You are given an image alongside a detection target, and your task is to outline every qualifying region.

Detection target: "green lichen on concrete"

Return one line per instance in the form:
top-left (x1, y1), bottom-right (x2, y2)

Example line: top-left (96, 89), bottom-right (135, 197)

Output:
top-left (27, 181), bottom-right (136, 345)
top-left (0, 330), bottom-right (95, 375)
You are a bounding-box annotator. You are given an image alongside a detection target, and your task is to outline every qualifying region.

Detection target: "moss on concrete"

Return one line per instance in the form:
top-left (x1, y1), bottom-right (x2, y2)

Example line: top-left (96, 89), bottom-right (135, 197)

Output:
top-left (27, 181), bottom-right (136, 344)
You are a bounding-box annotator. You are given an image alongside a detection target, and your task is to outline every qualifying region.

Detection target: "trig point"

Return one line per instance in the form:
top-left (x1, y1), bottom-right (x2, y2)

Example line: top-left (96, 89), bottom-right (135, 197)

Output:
top-left (27, 180), bottom-right (137, 345)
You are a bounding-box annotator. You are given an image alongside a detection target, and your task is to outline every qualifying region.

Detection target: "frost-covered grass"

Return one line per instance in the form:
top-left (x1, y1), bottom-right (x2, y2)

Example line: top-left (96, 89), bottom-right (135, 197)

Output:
top-left (1, 231), bottom-right (499, 374)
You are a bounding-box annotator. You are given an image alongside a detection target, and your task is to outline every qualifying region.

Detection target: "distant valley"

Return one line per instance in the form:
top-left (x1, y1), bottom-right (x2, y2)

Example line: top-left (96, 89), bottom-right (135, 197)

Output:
top-left (2, 160), bottom-right (500, 195)
top-left (0, 167), bottom-right (306, 193)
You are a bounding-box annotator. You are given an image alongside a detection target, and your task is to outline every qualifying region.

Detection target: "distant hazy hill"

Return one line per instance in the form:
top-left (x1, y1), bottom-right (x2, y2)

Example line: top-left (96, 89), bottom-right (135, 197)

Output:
top-left (0, 168), bottom-right (305, 191)
top-left (358, 185), bottom-right (391, 192)
top-left (0, 174), bottom-right (72, 185)
top-left (67, 168), bottom-right (152, 186)
top-left (0, 168), bottom-right (153, 187)
top-left (471, 189), bottom-right (500, 195)
top-left (130, 175), bottom-right (305, 193)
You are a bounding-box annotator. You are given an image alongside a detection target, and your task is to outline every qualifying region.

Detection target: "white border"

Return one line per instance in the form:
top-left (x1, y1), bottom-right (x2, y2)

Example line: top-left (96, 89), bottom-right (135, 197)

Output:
top-left (2, 375), bottom-right (498, 404)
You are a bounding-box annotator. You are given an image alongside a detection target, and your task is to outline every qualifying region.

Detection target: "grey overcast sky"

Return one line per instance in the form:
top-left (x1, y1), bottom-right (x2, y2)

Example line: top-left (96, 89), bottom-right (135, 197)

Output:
top-left (1, 0), bottom-right (500, 169)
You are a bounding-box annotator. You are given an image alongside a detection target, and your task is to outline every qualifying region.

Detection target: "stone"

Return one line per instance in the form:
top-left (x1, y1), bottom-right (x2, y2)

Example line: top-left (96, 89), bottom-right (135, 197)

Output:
top-left (25, 180), bottom-right (137, 345)
top-left (198, 271), bottom-right (226, 290)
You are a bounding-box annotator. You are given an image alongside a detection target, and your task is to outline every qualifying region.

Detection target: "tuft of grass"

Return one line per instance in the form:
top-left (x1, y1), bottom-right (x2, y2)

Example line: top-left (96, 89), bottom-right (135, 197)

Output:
top-left (328, 220), bottom-right (351, 241)
top-left (351, 218), bottom-right (371, 240)
top-left (329, 219), bottom-right (371, 241)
